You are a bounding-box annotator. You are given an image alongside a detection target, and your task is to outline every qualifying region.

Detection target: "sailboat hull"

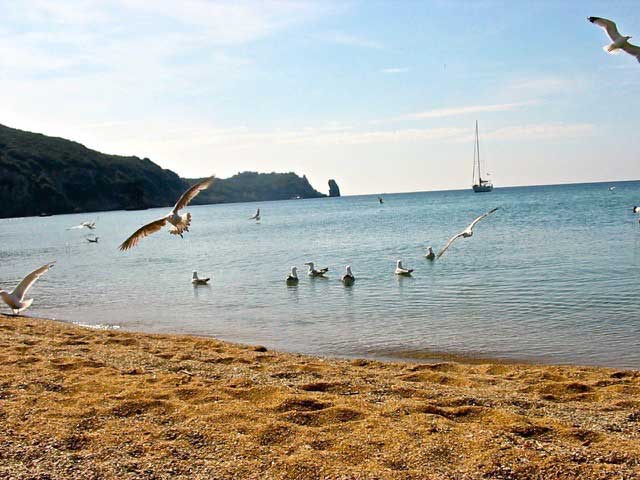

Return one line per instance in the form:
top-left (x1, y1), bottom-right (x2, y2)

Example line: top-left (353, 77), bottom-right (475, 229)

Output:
top-left (472, 184), bottom-right (493, 193)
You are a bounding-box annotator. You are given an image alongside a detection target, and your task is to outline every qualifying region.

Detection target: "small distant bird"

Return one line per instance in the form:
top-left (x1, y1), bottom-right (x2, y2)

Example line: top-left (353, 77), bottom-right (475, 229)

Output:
top-left (86, 236), bottom-right (99, 243)
top-left (192, 271), bottom-right (210, 285)
top-left (588, 17), bottom-right (640, 63)
top-left (609, 186), bottom-right (616, 192)
top-left (285, 267), bottom-right (299, 285)
top-left (0, 262), bottom-right (55, 315)
top-left (304, 262), bottom-right (328, 277)
top-left (341, 265), bottom-right (355, 285)
top-left (378, 196), bottom-right (384, 204)
top-left (249, 208), bottom-right (261, 221)
top-left (437, 207), bottom-right (500, 259)
top-left (633, 206), bottom-right (640, 213)
top-left (395, 260), bottom-right (413, 276)
top-left (425, 246), bottom-right (435, 260)
top-left (68, 220), bottom-right (96, 230)
top-left (119, 176), bottom-right (214, 251)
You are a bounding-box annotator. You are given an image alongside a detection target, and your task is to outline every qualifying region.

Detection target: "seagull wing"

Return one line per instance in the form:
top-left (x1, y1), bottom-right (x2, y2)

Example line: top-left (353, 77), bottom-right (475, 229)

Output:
top-left (437, 232), bottom-right (465, 259)
top-left (621, 41), bottom-right (640, 61)
top-left (119, 217), bottom-right (168, 251)
top-left (588, 17), bottom-right (624, 42)
top-left (468, 207), bottom-right (500, 231)
top-left (12, 262), bottom-right (55, 301)
top-left (172, 176), bottom-right (215, 214)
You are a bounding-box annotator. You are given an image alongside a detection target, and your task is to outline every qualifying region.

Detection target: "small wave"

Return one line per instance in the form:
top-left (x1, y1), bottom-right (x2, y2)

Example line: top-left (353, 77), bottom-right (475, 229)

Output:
top-left (73, 322), bottom-right (121, 331)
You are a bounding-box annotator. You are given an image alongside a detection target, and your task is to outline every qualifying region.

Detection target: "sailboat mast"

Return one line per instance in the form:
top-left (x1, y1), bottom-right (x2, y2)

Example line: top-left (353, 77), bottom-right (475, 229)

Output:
top-left (476, 121), bottom-right (482, 184)
top-left (472, 121), bottom-right (478, 185)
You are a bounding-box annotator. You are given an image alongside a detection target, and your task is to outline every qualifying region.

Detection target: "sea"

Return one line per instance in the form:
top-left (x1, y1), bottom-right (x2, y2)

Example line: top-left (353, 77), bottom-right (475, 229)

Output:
top-left (1, 181), bottom-right (640, 368)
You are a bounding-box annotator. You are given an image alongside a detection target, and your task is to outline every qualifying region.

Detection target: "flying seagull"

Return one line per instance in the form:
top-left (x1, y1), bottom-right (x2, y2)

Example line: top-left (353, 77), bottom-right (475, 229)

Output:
top-left (394, 260), bottom-right (413, 276)
top-left (86, 235), bottom-right (99, 243)
top-left (588, 17), bottom-right (640, 63)
top-left (437, 207), bottom-right (499, 259)
top-left (633, 206), bottom-right (640, 213)
top-left (304, 262), bottom-right (328, 277)
top-left (0, 262), bottom-right (55, 315)
top-left (341, 265), bottom-right (355, 285)
top-left (119, 176), bottom-right (215, 251)
top-left (68, 220), bottom-right (96, 230)
top-left (285, 267), bottom-right (299, 286)
top-left (378, 196), bottom-right (384, 204)
top-left (249, 208), bottom-right (261, 221)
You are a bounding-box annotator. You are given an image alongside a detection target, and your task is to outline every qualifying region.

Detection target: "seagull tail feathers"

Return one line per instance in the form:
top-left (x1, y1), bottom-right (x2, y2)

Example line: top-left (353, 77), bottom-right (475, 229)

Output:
top-left (603, 44), bottom-right (621, 54)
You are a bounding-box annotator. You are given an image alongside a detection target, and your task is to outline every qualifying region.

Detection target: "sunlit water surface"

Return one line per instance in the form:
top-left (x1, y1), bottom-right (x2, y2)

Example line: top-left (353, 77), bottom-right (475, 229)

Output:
top-left (2, 181), bottom-right (640, 368)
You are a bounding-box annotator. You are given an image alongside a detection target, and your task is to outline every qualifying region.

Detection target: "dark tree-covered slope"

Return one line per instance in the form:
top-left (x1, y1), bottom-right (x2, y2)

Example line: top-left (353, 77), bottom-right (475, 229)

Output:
top-left (0, 124), bottom-right (325, 218)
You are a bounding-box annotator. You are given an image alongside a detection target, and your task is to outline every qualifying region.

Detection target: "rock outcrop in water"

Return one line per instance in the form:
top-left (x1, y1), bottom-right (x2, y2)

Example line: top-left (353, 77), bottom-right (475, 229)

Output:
top-left (328, 179), bottom-right (341, 197)
top-left (0, 123), bottom-right (326, 218)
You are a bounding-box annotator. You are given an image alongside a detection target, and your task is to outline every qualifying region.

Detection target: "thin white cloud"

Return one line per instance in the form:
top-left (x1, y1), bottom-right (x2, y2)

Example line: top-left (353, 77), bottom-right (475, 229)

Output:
top-left (321, 32), bottom-right (384, 49)
top-left (381, 67), bottom-right (409, 74)
top-left (407, 101), bottom-right (536, 120)
top-left (483, 123), bottom-right (595, 141)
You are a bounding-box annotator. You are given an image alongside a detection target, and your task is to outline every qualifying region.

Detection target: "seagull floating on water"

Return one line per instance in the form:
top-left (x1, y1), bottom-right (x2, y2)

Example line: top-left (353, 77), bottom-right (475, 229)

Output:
top-left (68, 220), bottom-right (96, 230)
top-left (425, 246), bottom-right (435, 260)
top-left (632, 206), bottom-right (639, 213)
top-left (192, 271), bottom-right (210, 285)
top-left (0, 262), bottom-right (55, 315)
top-left (249, 208), bottom-right (261, 221)
top-left (119, 176), bottom-right (214, 251)
top-left (378, 196), bottom-right (384, 204)
top-left (437, 207), bottom-right (500, 259)
top-left (285, 267), bottom-right (299, 285)
top-left (588, 17), bottom-right (640, 63)
top-left (304, 262), bottom-right (328, 277)
top-left (395, 260), bottom-right (413, 276)
top-left (341, 265), bottom-right (355, 285)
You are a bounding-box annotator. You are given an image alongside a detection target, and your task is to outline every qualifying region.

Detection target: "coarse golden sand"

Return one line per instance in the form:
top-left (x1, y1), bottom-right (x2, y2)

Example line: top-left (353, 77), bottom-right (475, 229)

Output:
top-left (0, 314), bottom-right (639, 479)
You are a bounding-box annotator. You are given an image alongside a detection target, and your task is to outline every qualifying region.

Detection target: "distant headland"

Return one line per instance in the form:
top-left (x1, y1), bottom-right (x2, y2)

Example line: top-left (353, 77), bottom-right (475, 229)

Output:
top-left (0, 124), bottom-right (327, 219)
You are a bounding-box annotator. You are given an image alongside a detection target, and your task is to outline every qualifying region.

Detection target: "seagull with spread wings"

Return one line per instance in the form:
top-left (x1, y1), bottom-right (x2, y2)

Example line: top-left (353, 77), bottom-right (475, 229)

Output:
top-left (0, 262), bottom-right (55, 315)
top-left (249, 208), bottom-right (261, 221)
top-left (588, 16), bottom-right (640, 63)
top-left (119, 176), bottom-right (215, 251)
top-left (437, 207), bottom-right (499, 259)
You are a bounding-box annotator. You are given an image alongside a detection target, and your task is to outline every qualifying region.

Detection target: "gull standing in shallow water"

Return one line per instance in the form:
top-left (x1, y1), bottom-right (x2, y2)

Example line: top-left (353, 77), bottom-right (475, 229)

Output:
top-left (588, 17), bottom-right (640, 63)
top-left (437, 207), bottom-right (500, 259)
top-left (192, 271), bottom-right (210, 285)
top-left (0, 262), bottom-right (55, 315)
top-left (119, 176), bottom-right (214, 251)
top-left (341, 266), bottom-right (355, 285)
top-left (395, 260), bottom-right (413, 276)
top-left (285, 267), bottom-right (299, 285)
top-left (304, 262), bottom-right (328, 277)
top-left (425, 246), bottom-right (435, 260)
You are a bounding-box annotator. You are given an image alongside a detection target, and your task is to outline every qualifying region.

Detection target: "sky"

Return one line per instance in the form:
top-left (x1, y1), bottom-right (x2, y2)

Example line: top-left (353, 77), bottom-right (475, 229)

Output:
top-left (1, 0), bottom-right (639, 195)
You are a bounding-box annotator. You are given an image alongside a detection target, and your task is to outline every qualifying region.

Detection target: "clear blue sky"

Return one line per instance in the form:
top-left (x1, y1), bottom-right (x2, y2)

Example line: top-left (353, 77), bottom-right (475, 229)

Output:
top-left (1, 1), bottom-right (638, 194)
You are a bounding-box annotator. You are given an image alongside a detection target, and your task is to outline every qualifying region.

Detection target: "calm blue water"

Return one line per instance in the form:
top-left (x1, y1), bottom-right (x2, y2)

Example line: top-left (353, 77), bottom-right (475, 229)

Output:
top-left (1, 181), bottom-right (640, 368)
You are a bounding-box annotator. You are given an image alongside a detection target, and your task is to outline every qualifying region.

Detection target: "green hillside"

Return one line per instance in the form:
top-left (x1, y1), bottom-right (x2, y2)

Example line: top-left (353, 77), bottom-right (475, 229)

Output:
top-left (0, 124), bottom-right (325, 218)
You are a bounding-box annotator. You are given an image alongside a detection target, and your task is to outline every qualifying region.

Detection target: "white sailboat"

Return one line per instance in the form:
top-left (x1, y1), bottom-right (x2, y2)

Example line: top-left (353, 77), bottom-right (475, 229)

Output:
top-left (472, 121), bottom-right (493, 193)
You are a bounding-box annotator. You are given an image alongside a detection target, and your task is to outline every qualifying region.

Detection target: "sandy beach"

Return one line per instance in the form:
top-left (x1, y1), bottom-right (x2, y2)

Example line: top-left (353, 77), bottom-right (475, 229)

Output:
top-left (1, 314), bottom-right (639, 479)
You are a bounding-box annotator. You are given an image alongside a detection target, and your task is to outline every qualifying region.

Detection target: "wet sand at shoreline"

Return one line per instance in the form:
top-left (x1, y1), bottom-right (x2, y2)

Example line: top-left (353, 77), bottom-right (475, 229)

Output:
top-left (1, 314), bottom-right (639, 479)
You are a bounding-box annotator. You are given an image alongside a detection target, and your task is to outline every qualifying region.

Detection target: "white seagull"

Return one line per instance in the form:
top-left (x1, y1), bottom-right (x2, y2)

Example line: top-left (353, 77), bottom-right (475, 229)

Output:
top-left (304, 262), bottom-right (328, 277)
top-left (249, 208), bottom-right (261, 221)
top-left (119, 176), bottom-right (214, 251)
top-left (395, 260), bottom-right (413, 276)
top-left (437, 207), bottom-right (500, 259)
top-left (285, 267), bottom-right (299, 285)
top-left (632, 206), bottom-right (639, 214)
top-left (425, 246), bottom-right (435, 260)
top-left (192, 271), bottom-right (210, 285)
top-left (341, 265), bottom-right (355, 285)
top-left (588, 17), bottom-right (640, 63)
top-left (68, 220), bottom-right (96, 230)
top-left (0, 262), bottom-right (55, 315)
